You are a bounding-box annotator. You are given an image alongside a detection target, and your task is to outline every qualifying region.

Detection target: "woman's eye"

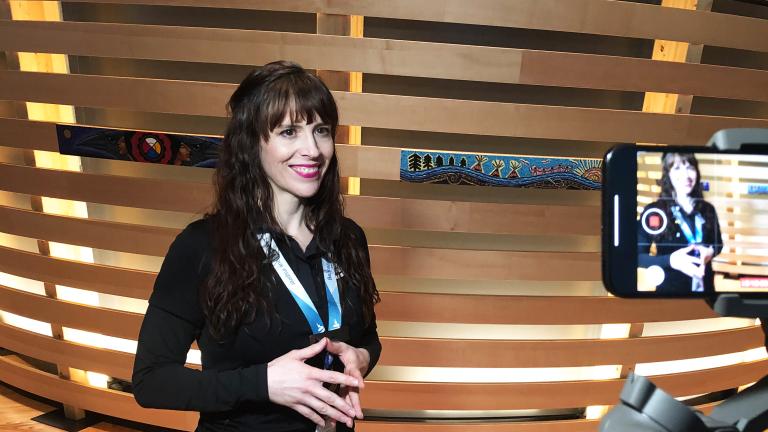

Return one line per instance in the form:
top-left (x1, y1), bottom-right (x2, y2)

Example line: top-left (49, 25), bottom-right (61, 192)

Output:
top-left (315, 126), bottom-right (331, 136)
top-left (279, 128), bottom-right (296, 137)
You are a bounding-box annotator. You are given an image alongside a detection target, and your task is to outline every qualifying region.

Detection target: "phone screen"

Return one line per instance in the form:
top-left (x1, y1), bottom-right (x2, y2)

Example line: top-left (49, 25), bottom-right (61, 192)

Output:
top-left (604, 146), bottom-right (768, 297)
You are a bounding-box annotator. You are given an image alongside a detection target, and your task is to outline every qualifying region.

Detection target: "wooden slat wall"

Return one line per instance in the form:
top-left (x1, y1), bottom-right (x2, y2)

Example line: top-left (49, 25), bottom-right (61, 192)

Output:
top-left (1, 1), bottom-right (767, 431)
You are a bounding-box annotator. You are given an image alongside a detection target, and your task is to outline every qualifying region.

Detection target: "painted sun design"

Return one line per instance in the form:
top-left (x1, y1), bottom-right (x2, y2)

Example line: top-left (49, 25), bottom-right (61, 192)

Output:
top-left (571, 159), bottom-right (603, 182)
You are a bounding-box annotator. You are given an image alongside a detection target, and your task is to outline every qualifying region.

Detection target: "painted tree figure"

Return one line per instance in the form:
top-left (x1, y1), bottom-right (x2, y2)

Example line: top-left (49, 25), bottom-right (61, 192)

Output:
top-left (408, 152), bottom-right (422, 171)
top-left (448, 156), bottom-right (455, 166)
top-left (423, 154), bottom-right (434, 170)
top-left (436, 155), bottom-right (444, 167)
top-left (459, 157), bottom-right (467, 167)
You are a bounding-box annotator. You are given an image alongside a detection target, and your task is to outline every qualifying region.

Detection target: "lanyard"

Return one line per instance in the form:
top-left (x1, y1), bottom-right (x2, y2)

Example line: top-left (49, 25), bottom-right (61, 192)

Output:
top-left (671, 206), bottom-right (703, 245)
top-left (258, 233), bottom-right (342, 335)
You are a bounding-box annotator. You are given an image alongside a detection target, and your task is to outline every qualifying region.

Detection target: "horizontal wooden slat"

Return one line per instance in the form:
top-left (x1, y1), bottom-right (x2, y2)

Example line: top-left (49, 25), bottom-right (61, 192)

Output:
top-left (0, 321), bottom-right (134, 380)
top-left (4, 319), bottom-right (759, 380)
top-left (722, 226), bottom-right (768, 236)
top-left (720, 242), bottom-right (768, 251)
top-left (0, 162), bottom-right (213, 213)
top-left (4, 71), bottom-right (768, 144)
top-left (0, 283), bottom-right (143, 340)
top-left (377, 292), bottom-right (717, 324)
top-left (363, 358), bottom-right (768, 410)
top-left (0, 252), bottom-right (713, 324)
top-left (0, 245), bottom-right (154, 300)
top-left (717, 253), bottom-right (768, 265)
top-left (711, 198), bottom-right (768, 211)
top-left (369, 247), bottom-right (599, 281)
top-left (0, 201), bottom-right (599, 260)
top-left (337, 91), bottom-right (768, 146)
top-left (345, 196), bottom-right (599, 236)
top-left (0, 321), bottom-right (201, 381)
top-left (2, 346), bottom-right (747, 432)
top-left (0, 239), bottom-right (599, 297)
top-left (357, 420), bottom-right (599, 432)
top-left (714, 262), bottom-right (768, 276)
top-left (2, 21), bottom-right (768, 101)
top-left (379, 326), bottom-right (765, 367)
top-left (0, 117), bottom-right (58, 152)
top-left (0, 205), bottom-right (177, 256)
top-left (361, 403), bottom-right (714, 431)
top-left (0, 355), bottom-right (198, 431)
top-left (57, 0), bottom-right (768, 53)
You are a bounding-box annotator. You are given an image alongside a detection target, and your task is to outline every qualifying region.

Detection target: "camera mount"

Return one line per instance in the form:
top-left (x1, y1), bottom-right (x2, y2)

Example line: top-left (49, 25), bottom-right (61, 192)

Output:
top-left (600, 128), bottom-right (768, 432)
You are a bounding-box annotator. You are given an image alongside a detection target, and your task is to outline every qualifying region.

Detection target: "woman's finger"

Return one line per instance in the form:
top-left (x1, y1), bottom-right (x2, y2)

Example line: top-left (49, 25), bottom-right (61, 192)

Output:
top-left (306, 393), bottom-right (354, 428)
top-left (348, 367), bottom-right (365, 390)
top-left (292, 403), bottom-right (326, 427)
top-left (325, 339), bottom-right (350, 355)
top-left (348, 387), bottom-right (364, 419)
top-left (312, 368), bottom-right (359, 388)
top-left (309, 384), bottom-right (357, 420)
top-left (290, 338), bottom-right (328, 361)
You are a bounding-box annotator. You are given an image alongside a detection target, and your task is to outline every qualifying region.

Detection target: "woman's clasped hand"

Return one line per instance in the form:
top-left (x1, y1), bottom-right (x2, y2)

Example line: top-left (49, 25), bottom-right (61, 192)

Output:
top-left (267, 338), bottom-right (362, 428)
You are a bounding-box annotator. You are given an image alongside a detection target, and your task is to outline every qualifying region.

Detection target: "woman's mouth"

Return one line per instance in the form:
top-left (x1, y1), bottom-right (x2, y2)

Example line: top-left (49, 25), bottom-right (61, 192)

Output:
top-left (291, 164), bottom-right (320, 178)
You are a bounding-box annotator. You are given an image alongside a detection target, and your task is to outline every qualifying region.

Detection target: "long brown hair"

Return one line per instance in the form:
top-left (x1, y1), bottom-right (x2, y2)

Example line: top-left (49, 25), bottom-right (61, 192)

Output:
top-left (655, 152), bottom-right (715, 241)
top-left (203, 61), bottom-right (379, 339)
top-left (659, 152), bottom-right (704, 204)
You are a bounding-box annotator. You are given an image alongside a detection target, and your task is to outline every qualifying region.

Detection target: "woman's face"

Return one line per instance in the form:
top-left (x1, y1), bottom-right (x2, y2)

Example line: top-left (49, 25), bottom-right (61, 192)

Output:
top-left (669, 156), bottom-right (697, 198)
top-left (260, 114), bottom-right (334, 201)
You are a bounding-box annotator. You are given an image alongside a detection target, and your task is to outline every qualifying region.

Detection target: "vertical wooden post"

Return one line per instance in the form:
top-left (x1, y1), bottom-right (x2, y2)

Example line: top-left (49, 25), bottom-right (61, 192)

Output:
top-left (641, 0), bottom-right (712, 117)
top-left (316, 13), bottom-right (363, 195)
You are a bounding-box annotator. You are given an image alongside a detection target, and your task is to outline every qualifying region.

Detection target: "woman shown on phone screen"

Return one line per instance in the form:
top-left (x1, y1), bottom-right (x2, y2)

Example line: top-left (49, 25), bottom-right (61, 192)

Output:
top-left (637, 152), bottom-right (723, 295)
top-left (132, 61), bottom-right (381, 432)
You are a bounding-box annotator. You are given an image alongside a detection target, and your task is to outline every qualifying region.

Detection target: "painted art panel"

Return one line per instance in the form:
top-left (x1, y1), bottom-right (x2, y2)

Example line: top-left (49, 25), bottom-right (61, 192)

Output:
top-left (57, 124), bottom-right (222, 168)
top-left (400, 150), bottom-right (602, 190)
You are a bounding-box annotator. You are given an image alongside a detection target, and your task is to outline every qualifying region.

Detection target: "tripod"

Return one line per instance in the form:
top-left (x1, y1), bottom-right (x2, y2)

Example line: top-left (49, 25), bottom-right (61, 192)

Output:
top-left (600, 310), bottom-right (767, 432)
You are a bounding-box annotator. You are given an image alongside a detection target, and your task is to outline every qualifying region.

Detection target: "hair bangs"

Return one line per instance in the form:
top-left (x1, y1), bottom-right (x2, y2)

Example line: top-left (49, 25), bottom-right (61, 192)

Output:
top-left (257, 73), bottom-right (338, 142)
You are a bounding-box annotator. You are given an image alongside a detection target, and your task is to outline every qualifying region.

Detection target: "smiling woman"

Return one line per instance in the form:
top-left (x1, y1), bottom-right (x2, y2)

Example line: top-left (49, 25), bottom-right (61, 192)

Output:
top-left (131, 61), bottom-right (381, 432)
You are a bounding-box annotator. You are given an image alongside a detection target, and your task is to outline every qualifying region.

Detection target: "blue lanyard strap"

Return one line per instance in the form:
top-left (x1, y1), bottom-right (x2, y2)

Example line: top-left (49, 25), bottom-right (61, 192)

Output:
top-left (258, 233), bottom-right (342, 335)
top-left (671, 206), bottom-right (703, 245)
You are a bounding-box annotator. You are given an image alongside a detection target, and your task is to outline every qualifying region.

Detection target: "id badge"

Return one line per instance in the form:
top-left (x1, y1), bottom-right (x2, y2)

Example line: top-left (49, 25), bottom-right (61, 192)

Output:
top-left (692, 276), bottom-right (704, 292)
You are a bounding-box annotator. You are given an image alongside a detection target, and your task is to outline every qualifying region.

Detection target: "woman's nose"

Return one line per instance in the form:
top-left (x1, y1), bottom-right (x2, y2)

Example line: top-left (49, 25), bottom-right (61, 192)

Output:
top-left (299, 131), bottom-right (320, 157)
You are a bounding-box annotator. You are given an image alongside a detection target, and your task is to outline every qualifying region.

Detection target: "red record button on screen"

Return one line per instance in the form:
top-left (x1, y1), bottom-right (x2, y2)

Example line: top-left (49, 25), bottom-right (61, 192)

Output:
top-left (641, 208), bottom-right (667, 235)
top-left (648, 214), bottom-right (662, 230)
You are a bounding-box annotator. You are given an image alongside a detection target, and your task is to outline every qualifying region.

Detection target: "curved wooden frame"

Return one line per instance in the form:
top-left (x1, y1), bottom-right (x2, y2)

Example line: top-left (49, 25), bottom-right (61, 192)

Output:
top-left (56, 0), bottom-right (768, 52)
top-left (363, 359), bottom-right (768, 410)
top-left (0, 283), bottom-right (144, 340)
top-left (4, 72), bottom-right (768, 144)
top-left (1, 309), bottom-right (759, 375)
top-left (0, 355), bottom-right (199, 430)
top-left (1, 21), bottom-right (767, 101)
top-left (0, 271), bottom-right (717, 325)
top-left (379, 326), bottom-right (765, 367)
top-left (0, 246), bottom-right (155, 300)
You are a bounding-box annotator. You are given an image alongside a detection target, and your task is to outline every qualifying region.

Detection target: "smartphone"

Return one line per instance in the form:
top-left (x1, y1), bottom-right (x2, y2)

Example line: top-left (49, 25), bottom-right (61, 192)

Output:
top-left (603, 144), bottom-right (768, 298)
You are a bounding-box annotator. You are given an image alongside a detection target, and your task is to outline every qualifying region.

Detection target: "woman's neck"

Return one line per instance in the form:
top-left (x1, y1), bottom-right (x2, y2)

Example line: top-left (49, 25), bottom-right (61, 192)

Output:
top-left (273, 190), bottom-right (312, 250)
top-left (676, 195), bottom-right (694, 213)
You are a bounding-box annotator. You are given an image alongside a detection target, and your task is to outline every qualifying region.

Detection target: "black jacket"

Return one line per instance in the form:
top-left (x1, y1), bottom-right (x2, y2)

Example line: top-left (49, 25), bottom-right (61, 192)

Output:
top-left (132, 218), bottom-right (381, 431)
